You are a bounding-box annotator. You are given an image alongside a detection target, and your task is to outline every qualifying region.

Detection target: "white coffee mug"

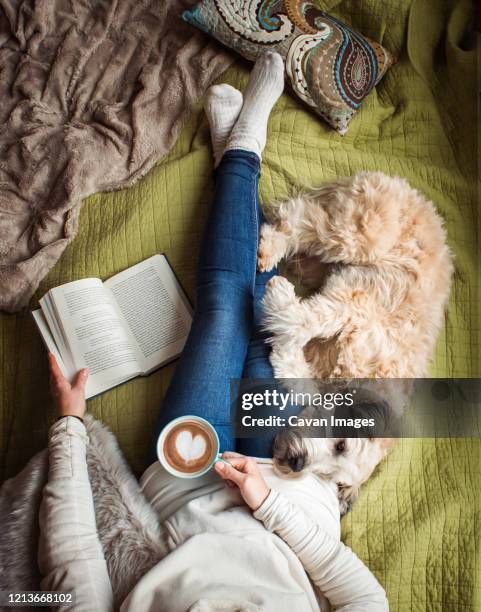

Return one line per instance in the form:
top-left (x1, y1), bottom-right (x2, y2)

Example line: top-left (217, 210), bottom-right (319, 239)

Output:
top-left (156, 415), bottom-right (220, 479)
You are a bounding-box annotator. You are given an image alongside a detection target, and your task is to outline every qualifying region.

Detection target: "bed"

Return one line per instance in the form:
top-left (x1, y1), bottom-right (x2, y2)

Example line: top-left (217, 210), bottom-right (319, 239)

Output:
top-left (0, 0), bottom-right (478, 609)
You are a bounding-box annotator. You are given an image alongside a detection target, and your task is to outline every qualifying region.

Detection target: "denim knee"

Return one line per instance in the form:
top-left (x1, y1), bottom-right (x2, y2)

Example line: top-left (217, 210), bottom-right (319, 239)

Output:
top-left (196, 281), bottom-right (253, 317)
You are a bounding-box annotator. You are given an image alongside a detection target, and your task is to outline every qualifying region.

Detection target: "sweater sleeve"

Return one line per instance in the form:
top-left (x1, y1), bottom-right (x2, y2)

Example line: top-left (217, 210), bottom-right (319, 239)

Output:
top-left (254, 490), bottom-right (388, 612)
top-left (38, 417), bottom-right (114, 612)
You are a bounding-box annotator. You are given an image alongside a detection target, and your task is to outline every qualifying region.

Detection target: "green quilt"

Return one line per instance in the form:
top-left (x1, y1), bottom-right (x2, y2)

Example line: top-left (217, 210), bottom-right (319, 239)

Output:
top-left (0, 0), bottom-right (478, 609)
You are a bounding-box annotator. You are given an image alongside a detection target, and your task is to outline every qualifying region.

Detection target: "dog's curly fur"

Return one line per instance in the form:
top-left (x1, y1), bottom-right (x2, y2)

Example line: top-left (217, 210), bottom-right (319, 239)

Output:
top-left (258, 172), bottom-right (453, 510)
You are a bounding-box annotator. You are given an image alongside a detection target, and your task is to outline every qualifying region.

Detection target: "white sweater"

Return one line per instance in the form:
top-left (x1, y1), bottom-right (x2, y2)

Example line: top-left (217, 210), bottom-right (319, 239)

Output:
top-left (39, 417), bottom-right (389, 612)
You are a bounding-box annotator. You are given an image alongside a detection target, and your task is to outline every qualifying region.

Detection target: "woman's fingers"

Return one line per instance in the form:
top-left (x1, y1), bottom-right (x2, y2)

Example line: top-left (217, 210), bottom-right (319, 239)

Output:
top-left (73, 368), bottom-right (89, 391)
top-left (221, 456), bottom-right (245, 466)
top-left (224, 456), bottom-right (260, 475)
top-left (222, 452), bottom-right (257, 471)
top-left (48, 353), bottom-right (88, 393)
top-left (214, 460), bottom-right (245, 485)
top-left (48, 353), bottom-right (64, 382)
top-left (220, 456), bottom-right (250, 471)
top-left (48, 353), bottom-right (71, 394)
top-left (216, 456), bottom-right (270, 510)
top-left (47, 353), bottom-right (88, 419)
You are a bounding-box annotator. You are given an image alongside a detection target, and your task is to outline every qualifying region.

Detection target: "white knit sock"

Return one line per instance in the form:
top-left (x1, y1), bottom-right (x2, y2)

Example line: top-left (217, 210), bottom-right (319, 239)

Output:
top-left (204, 84), bottom-right (243, 167)
top-left (225, 52), bottom-right (284, 159)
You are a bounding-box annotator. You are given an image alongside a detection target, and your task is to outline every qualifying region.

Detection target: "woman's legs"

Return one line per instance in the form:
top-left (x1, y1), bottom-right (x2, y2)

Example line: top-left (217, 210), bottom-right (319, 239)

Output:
top-left (242, 206), bottom-right (278, 380)
top-left (235, 207), bottom-right (280, 457)
top-left (148, 54), bottom-right (284, 463)
top-left (149, 150), bottom-right (261, 459)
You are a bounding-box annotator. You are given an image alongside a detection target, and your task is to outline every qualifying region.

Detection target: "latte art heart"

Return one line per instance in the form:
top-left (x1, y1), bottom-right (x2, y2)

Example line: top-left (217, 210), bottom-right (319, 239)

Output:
top-left (163, 419), bottom-right (217, 474)
top-left (175, 430), bottom-right (207, 463)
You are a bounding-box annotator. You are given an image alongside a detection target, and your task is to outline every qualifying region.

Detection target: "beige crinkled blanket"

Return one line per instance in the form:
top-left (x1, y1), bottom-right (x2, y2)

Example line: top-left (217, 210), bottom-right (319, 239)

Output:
top-left (0, 0), bottom-right (231, 312)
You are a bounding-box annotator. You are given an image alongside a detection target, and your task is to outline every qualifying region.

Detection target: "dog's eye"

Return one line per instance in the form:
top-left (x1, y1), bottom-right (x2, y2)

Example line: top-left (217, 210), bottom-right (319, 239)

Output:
top-left (335, 440), bottom-right (346, 453)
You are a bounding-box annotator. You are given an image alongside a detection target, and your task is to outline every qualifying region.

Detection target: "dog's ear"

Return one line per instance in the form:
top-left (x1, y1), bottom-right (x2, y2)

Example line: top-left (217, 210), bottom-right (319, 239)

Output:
top-left (337, 483), bottom-right (360, 516)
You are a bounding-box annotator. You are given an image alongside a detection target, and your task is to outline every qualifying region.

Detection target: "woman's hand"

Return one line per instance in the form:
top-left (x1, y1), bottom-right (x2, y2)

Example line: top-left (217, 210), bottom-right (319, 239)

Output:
top-left (48, 353), bottom-right (89, 420)
top-left (215, 451), bottom-right (270, 511)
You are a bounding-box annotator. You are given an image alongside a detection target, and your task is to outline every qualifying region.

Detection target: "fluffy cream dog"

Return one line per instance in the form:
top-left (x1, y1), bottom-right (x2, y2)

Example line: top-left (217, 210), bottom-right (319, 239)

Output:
top-left (257, 172), bottom-right (453, 511)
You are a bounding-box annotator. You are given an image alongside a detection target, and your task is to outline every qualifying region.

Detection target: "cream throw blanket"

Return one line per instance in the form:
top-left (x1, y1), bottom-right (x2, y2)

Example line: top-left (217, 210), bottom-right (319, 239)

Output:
top-left (0, 0), bottom-right (232, 312)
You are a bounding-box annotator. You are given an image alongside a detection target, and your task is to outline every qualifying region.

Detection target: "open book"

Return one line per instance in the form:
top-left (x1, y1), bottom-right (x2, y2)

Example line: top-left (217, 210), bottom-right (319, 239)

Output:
top-left (33, 255), bottom-right (192, 399)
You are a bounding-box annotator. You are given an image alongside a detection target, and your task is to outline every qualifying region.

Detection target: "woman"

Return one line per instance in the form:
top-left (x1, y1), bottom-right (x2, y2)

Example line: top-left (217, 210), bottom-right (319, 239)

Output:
top-left (40, 53), bottom-right (388, 612)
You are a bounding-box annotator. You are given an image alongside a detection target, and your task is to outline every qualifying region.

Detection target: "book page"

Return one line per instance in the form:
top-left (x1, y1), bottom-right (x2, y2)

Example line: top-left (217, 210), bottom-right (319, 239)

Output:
top-left (39, 292), bottom-right (77, 378)
top-left (32, 309), bottom-right (73, 380)
top-left (49, 278), bottom-right (141, 397)
top-left (105, 255), bottom-right (192, 373)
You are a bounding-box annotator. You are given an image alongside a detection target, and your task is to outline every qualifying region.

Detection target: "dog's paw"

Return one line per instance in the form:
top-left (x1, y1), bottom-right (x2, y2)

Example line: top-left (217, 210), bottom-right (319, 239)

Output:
top-left (263, 277), bottom-right (301, 336)
top-left (257, 224), bottom-right (285, 272)
top-left (257, 240), bottom-right (278, 273)
top-left (265, 275), bottom-right (296, 304)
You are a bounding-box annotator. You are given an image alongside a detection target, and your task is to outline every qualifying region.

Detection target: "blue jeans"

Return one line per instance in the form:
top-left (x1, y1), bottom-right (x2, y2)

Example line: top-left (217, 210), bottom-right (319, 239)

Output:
top-left (148, 150), bottom-right (277, 463)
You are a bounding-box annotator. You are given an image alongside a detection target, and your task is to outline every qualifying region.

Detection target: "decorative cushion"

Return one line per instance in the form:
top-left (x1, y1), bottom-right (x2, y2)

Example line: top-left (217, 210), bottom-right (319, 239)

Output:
top-left (182, 0), bottom-right (395, 134)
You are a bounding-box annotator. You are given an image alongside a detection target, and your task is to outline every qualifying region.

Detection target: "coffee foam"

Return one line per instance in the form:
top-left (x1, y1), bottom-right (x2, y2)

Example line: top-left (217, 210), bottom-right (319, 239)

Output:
top-left (175, 430), bottom-right (207, 462)
top-left (163, 421), bottom-right (216, 474)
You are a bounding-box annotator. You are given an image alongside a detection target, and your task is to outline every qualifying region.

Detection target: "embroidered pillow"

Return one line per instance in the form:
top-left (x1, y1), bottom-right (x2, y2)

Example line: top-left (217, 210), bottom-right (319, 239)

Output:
top-left (182, 0), bottom-right (395, 134)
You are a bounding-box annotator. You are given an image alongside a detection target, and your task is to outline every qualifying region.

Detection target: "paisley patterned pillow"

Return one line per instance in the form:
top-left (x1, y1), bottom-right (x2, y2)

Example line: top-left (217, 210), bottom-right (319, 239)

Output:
top-left (182, 0), bottom-right (395, 134)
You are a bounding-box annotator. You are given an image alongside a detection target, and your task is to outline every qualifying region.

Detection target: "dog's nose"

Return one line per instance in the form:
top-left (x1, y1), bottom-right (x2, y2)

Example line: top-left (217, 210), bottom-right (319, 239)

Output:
top-left (288, 454), bottom-right (305, 472)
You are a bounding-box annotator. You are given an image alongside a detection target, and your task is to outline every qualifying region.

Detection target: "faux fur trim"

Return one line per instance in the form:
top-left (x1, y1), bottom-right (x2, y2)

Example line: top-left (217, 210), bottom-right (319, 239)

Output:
top-left (0, 451), bottom-right (47, 611)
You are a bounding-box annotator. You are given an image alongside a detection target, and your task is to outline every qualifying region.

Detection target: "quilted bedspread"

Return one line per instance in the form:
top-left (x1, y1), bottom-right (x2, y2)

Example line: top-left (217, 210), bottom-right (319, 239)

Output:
top-left (0, 0), bottom-right (478, 609)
